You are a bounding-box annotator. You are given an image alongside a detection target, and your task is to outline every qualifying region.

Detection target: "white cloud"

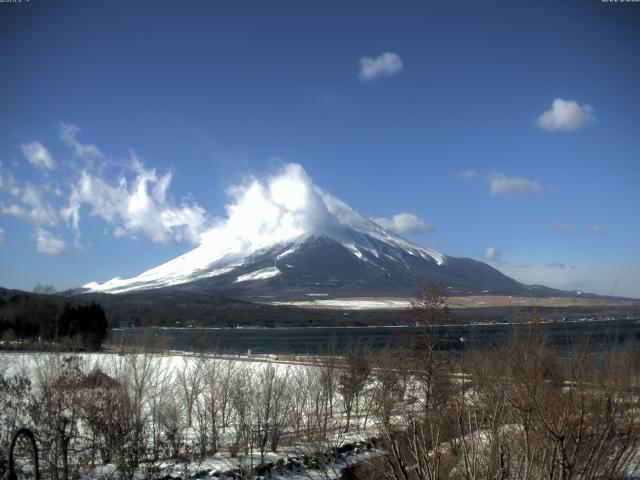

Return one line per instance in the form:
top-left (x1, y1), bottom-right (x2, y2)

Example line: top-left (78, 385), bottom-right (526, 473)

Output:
top-left (489, 172), bottom-right (547, 196)
top-left (586, 224), bottom-right (606, 236)
top-left (60, 123), bottom-right (103, 159)
top-left (20, 141), bottom-right (56, 169)
top-left (550, 222), bottom-right (574, 235)
top-left (1, 184), bottom-right (58, 226)
top-left (537, 98), bottom-right (597, 131)
top-left (373, 212), bottom-right (435, 234)
top-left (359, 52), bottom-right (403, 81)
top-left (456, 169), bottom-right (477, 179)
top-left (0, 227), bottom-right (4, 246)
top-left (62, 155), bottom-right (208, 244)
top-left (34, 228), bottom-right (68, 256)
top-left (197, 163), bottom-right (334, 251)
top-left (2, 174), bottom-right (21, 197)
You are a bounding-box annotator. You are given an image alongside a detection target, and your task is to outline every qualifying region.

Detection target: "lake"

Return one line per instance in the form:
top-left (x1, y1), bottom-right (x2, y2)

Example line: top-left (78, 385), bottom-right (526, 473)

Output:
top-left (109, 317), bottom-right (640, 355)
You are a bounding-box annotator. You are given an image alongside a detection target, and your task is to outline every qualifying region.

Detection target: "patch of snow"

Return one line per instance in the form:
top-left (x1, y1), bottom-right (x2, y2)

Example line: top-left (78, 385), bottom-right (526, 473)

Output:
top-left (345, 243), bottom-right (364, 260)
top-left (235, 266), bottom-right (281, 283)
top-left (83, 267), bottom-right (235, 294)
top-left (271, 298), bottom-right (411, 310)
top-left (276, 247), bottom-right (298, 259)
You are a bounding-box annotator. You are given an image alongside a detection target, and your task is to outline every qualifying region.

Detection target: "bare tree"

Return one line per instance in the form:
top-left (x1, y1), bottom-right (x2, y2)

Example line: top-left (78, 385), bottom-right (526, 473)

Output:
top-left (230, 368), bottom-right (254, 457)
top-left (201, 354), bottom-right (237, 454)
top-left (252, 364), bottom-right (291, 461)
top-left (338, 353), bottom-right (371, 432)
top-left (175, 357), bottom-right (204, 428)
top-left (29, 354), bottom-right (86, 480)
top-left (0, 365), bottom-right (32, 477)
top-left (289, 365), bottom-right (310, 439)
top-left (408, 282), bottom-right (450, 414)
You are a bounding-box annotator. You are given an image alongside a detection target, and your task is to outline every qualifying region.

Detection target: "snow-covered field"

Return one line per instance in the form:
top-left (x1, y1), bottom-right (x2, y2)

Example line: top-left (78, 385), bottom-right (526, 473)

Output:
top-left (0, 351), bottom-right (386, 480)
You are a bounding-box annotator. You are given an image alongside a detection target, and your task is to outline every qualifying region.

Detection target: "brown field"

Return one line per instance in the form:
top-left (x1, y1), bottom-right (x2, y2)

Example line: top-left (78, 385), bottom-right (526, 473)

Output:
top-left (447, 295), bottom-right (639, 309)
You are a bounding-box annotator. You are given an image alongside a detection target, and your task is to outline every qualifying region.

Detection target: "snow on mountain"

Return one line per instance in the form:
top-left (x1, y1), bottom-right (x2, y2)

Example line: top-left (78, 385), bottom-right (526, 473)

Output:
top-left (83, 164), bottom-right (445, 294)
top-left (235, 267), bottom-right (282, 283)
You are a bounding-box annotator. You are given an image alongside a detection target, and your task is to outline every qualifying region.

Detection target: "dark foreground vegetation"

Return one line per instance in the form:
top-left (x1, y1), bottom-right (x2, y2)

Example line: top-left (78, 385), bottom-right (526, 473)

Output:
top-left (0, 284), bottom-right (638, 480)
top-left (0, 294), bottom-right (108, 350)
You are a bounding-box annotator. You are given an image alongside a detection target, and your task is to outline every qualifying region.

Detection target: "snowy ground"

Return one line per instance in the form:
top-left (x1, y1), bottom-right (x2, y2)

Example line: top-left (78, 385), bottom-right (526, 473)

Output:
top-left (1, 351), bottom-right (385, 480)
top-left (270, 297), bottom-right (411, 310)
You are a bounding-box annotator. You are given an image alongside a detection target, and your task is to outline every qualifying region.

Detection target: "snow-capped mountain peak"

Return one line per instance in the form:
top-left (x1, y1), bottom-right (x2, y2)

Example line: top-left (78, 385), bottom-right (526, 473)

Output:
top-left (83, 164), bottom-right (444, 294)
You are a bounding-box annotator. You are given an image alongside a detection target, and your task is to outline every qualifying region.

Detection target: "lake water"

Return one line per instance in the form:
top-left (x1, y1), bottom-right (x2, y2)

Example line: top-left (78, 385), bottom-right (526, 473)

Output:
top-left (109, 318), bottom-right (640, 355)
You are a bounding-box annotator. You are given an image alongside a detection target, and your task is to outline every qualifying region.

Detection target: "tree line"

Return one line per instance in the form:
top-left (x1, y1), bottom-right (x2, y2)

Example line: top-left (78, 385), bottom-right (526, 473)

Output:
top-left (0, 294), bottom-right (108, 350)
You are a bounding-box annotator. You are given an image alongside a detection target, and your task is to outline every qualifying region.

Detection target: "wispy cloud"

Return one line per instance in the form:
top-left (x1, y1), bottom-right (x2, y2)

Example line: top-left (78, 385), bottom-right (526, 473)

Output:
top-left (550, 222), bottom-right (574, 235)
top-left (586, 224), bottom-right (606, 236)
top-left (537, 98), bottom-right (597, 131)
top-left (458, 170), bottom-right (550, 197)
top-left (20, 141), bottom-right (56, 169)
top-left (489, 172), bottom-right (548, 196)
top-left (1, 184), bottom-right (58, 227)
top-left (34, 228), bottom-right (69, 257)
top-left (359, 52), bottom-right (403, 81)
top-left (546, 221), bottom-right (607, 236)
top-left (456, 169), bottom-right (477, 179)
top-left (0, 227), bottom-right (4, 246)
top-left (373, 212), bottom-right (435, 234)
top-left (60, 123), bottom-right (103, 159)
top-left (3, 123), bottom-right (213, 254)
top-left (62, 154), bottom-right (209, 244)
top-left (548, 261), bottom-right (575, 270)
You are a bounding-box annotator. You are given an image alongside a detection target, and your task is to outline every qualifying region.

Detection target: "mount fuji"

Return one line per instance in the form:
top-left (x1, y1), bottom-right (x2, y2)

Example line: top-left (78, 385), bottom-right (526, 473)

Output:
top-left (81, 164), bottom-right (574, 301)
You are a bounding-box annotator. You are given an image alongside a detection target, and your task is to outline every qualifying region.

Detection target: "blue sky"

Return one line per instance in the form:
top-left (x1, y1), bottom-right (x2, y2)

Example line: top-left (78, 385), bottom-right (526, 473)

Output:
top-left (1, 0), bottom-right (639, 297)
